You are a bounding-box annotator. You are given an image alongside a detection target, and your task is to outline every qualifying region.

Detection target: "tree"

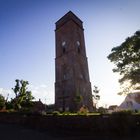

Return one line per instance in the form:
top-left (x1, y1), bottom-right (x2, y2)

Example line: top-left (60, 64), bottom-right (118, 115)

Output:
top-left (108, 30), bottom-right (140, 94)
top-left (92, 86), bottom-right (100, 109)
top-left (0, 94), bottom-right (5, 110)
top-left (12, 79), bottom-right (34, 110)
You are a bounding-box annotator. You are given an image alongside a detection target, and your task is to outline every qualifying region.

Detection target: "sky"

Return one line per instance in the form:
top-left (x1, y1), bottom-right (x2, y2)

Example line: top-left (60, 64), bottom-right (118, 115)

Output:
top-left (0, 0), bottom-right (140, 107)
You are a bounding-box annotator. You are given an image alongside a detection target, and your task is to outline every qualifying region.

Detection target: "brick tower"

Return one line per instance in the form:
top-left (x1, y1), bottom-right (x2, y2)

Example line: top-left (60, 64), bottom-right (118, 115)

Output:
top-left (55, 11), bottom-right (93, 112)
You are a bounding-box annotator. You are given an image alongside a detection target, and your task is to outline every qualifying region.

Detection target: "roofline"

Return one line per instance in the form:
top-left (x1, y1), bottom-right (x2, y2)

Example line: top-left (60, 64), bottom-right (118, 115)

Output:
top-left (55, 11), bottom-right (83, 30)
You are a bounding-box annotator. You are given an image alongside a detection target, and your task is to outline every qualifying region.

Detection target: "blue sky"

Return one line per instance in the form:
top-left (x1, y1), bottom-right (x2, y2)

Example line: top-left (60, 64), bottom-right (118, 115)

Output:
top-left (0, 0), bottom-right (140, 107)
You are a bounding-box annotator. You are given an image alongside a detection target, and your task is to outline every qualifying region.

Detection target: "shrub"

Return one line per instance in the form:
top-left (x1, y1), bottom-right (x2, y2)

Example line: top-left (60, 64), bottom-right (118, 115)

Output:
top-left (0, 94), bottom-right (5, 109)
top-left (112, 109), bottom-right (133, 115)
top-left (52, 111), bottom-right (60, 116)
top-left (62, 111), bottom-right (70, 115)
top-left (78, 105), bottom-right (89, 115)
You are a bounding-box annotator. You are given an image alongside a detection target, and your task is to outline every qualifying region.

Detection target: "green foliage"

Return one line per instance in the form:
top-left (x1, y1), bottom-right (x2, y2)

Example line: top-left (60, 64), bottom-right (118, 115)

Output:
top-left (93, 86), bottom-right (100, 100)
top-left (61, 111), bottom-right (71, 115)
top-left (112, 110), bottom-right (133, 115)
top-left (108, 30), bottom-right (140, 94)
top-left (52, 111), bottom-right (60, 116)
top-left (74, 89), bottom-right (83, 105)
top-left (11, 79), bottom-right (34, 110)
top-left (78, 105), bottom-right (89, 115)
top-left (75, 94), bottom-right (83, 104)
top-left (0, 94), bottom-right (5, 109)
top-left (74, 91), bottom-right (83, 112)
top-left (5, 101), bottom-right (14, 110)
top-left (98, 107), bottom-right (107, 114)
top-left (135, 110), bottom-right (140, 114)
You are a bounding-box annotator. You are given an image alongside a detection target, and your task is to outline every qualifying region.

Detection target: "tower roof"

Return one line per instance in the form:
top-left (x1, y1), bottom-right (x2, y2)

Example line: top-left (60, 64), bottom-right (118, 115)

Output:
top-left (55, 11), bottom-right (83, 30)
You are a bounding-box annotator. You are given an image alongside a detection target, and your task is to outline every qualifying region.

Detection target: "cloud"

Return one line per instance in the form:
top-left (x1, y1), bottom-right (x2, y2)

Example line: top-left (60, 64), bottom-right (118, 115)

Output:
top-left (0, 84), bottom-right (54, 104)
top-left (40, 84), bottom-right (47, 88)
top-left (28, 84), bottom-right (54, 104)
top-left (0, 88), bottom-right (14, 100)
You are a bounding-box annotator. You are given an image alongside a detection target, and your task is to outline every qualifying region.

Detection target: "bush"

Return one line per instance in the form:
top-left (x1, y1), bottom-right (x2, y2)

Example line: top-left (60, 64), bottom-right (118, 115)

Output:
top-left (112, 110), bottom-right (133, 115)
top-left (62, 112), bottom-right (71, 115)
top-left (78, 105), bottom-right (89, 115)
top-left (0, 94), bottom-right (5, 109)
top-left (5, 102), bottom-right (14, 110)
top-left (52, 111), bottom-right (60, 116)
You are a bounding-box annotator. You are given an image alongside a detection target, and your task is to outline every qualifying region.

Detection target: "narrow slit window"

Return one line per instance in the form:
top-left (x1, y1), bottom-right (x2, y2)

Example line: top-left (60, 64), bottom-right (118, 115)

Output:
top-left (63, 47), bottom-right (66, 53)
top-left (78, 47), bottom-right (80, 53)
top-left (62, 41), bottom-right (66, 54)
top-left (76, 41), bottom-right (80, 53)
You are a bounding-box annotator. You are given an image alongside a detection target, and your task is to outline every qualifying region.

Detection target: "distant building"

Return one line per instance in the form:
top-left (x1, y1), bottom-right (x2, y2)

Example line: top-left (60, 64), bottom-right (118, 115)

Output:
top-left (46, 104), bottom-right (55, 113)
top-left (119, 92), bottom-right (140, 110)
top-left (31, 99), bottom-right (45, 114)
top-left (55, 11), bottom-right (93, 112)
top-left (108, 105), bottom-right (118, 113)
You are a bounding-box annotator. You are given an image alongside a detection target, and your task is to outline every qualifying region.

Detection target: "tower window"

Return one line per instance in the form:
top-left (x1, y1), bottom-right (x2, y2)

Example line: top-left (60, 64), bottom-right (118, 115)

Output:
top-left (62, 41), bottom-right (66, 54)
top-left (78, 47), bottom-right (80, 53)
top-left (63, 47), bottom-right (66, 53)
top-left (80, 74), bottom-right (83, 79)
top-left (64, 74), bottom-right (66, 80)
top-left (62, 64), bottom-right (67, 80)
top-left (76, 41), bottom-right (80, 53)
top-left (77, 41), bottom-right (80, 46)
top-left (62, 41), bottom-right (66, 46)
